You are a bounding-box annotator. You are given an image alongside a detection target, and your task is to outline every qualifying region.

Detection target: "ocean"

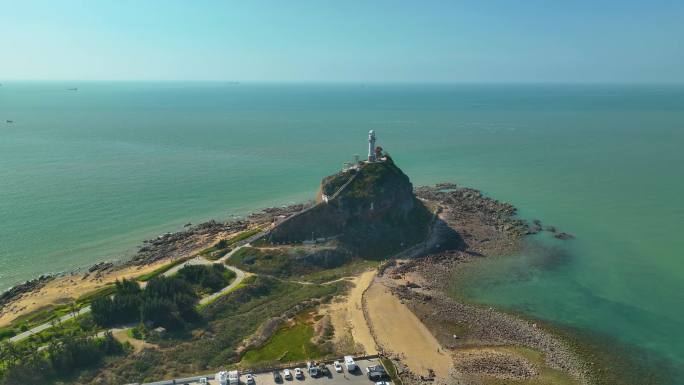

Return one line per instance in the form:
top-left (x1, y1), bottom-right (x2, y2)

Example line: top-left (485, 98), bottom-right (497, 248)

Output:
top-left (1, 82), bottom-right (683, 378)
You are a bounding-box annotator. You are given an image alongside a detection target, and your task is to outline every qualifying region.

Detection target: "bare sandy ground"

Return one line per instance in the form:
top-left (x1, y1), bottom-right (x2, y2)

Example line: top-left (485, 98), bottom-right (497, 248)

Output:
top-left (321, 270), bottom-right (378, 355)
top-left (364, 281), bottom-right (453, 379)
top-left (0, 259), bottom-right (170, 327)
top-left (111, 328), bottom-right (157, 353)
top-left (0, 227), bottom-right (248, 328)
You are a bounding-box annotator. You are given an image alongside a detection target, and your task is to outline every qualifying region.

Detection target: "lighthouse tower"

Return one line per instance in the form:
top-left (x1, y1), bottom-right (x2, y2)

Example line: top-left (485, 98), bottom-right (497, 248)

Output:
top-left (368, 130), bottom-right (377, 162)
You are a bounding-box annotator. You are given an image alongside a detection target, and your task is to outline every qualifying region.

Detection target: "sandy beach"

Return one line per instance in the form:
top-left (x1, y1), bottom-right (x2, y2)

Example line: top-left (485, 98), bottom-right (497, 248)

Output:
top-left (0, 260), bottom-right (168, 327)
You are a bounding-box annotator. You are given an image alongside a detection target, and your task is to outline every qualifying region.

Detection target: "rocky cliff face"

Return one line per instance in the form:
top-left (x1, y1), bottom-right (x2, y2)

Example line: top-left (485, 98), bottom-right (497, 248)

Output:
top-left (268, 157), bottom-right (434, 258)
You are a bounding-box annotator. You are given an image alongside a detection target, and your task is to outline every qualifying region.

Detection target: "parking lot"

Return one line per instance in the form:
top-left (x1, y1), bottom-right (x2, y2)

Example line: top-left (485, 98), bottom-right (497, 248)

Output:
top-left (188, 358), bottom-right (385, 385)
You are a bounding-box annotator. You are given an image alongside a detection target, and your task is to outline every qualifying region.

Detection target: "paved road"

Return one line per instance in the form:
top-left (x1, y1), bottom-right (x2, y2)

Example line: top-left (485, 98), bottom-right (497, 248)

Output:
top-left (200, 264), bottom-right (247, 305)
top-left (136, 357), bottom-right (384, 385)
top-left (8, 231), bottom-right (264, 344)
top-left (10, 306), bottom-right (92, 343)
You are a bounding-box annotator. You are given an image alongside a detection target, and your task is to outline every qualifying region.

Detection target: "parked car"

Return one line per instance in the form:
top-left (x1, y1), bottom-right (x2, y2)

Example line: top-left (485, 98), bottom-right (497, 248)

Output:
top-left (273, 370), bottom-right (283, 383)
top-left (366, 365), bottom-right (388, 381)
top-left (199, 378), bottom-right (208, 385)
top-left (283, 369), bottom-right (292, 380)
top-left (245, 374), bottom-right (256, 385)
top-left (295, 368), bottom-right (304, 379)
top-left (318, 363), bottom-right (330, 376)
top-left (375, 382), bottom-right (392, 385)
top-left (307, 361), bottom-right (320, 377)
top-left (333, 361), bottom-right (343, 373)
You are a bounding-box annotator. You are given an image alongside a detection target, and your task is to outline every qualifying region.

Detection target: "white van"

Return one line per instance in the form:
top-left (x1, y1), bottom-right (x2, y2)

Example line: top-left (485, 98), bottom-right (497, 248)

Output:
top-left (217, 371), bottom-right (229, 385)
top-left (228, 370), bottom-right (240, 385)
top-left (344, 356), bottom-right (357, 371)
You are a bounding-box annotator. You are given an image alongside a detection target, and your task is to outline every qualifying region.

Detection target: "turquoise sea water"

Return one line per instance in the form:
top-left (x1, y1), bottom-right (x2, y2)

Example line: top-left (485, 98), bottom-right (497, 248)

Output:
top-left (1, 82), bottom-right (683, 378)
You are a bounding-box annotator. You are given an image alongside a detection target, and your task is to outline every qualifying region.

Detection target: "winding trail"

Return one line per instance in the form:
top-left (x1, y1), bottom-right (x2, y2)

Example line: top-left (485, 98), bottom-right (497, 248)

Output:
top-left (8, 228), bottom-right (267, 344)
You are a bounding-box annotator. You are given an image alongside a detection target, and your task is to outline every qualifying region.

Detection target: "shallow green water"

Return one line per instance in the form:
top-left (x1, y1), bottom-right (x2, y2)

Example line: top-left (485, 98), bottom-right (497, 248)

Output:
top-left (1, 82), bottom-right (682, 378)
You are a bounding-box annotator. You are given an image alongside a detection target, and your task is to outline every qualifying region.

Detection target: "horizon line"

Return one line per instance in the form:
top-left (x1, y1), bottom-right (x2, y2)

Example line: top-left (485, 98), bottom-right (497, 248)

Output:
top-left (2, 79), bottom-right (683, 86)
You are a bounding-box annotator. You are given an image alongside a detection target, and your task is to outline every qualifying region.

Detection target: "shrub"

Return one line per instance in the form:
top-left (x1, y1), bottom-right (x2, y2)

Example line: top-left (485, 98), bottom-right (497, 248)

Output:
top-left (90, 276), bottom-right (199, 331)
top-left (0, 332), bottom-right (124, 385)
top-left (176, 264), bottom-right (236, 293)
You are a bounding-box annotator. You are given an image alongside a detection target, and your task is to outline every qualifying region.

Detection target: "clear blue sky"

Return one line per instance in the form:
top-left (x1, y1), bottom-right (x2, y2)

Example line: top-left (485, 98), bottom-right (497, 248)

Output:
top-left (1, 0), bottom-right (682, 83)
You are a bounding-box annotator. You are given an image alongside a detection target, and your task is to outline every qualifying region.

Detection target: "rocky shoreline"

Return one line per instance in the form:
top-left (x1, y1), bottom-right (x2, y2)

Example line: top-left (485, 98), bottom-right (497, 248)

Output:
top-left (379, 184), bottom-right (587, 384)
top-left (0, 183), bottom-right (572, 319)
top-left (0, 204), bottom-right (308, 315)
top-left (386, 255), bottom-right (589, 384)
top-left (0, 275), bottom-right (54, 310)
top-left (1, 182), bottom-right (588, 385)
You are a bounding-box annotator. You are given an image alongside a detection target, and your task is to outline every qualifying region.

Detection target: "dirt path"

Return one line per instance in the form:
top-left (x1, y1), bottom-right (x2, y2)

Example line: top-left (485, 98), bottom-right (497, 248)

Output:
top-left (364, 281), bottom-right (452, 379)
top-left (321, 270), bottom-right (377, 355)
top-left (348, 271), bottom-right (377, 354)
top-left (111, 327), bottom-right (157, 353)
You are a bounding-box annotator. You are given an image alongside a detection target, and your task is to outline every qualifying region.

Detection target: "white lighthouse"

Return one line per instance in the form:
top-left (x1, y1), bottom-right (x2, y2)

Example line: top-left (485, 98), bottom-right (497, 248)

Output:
top-left (368, 130), bottom-right (377, 162)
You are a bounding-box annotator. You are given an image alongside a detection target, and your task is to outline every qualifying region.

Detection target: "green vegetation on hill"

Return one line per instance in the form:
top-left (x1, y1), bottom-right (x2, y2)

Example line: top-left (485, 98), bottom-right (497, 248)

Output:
top-left (299, 259), bottom-right (379, 284)
top-left (199, 227), bottom-right (264, 261)
top-left (241, 322), bottom-right (322, 365)
top-left (0, 286), bottom-right (117, 342)
top-left (90, 277), bottom-right (199, 331)
top-left (231, 247), bottom-right (294, 276)
top-left (85, 276), bottom-right (341, 384)
top-left (269, 158), bottom-right (433, 257)
top-left (380, 358), bottom-right (403, 385)
top-left (229, 246), bottom-right (353, 278)
top-left (0, 332), bottom-right (124, 385)
top-left (0, 304), bottom-right (72, 341)
top-left (136, 256), bottom-right (193, 282)
top-left (176, 264), bottom-right (236, 294)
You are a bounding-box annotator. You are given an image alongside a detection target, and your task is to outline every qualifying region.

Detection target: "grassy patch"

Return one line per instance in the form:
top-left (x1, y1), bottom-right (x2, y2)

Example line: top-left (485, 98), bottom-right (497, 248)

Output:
top-left (128, 325), bottom-right (144, 340)
top-left (241, 322), bottom-right (323, 365)
top-left (76, 284), bottom-right (117, 305)
top-left (16, 313), bottom-right (98, 348)
top-left (1, 285), bottom-right (116, 343)
top-left (229, 245), bottom-right (354, 279)
top-left (227, 227), bottom-right (264, 246)
top-left (229, 247), bottom-right (296, 277)
top-left (136, 256), bottom-right (192, 282)
top-left (11, 303), bottom-right (69, 325)
top-left (0, 325), bottom-right (17, 339)
top-left (196, 275), bottom-right (253, 310)
top-left (36, 276), bottom-right (340, 384)
top-left (198, 245), bottom-right (228, 261)
top-left (381, 358), bottom-right (403, 385)
top-left (299, 259), bottom-right (379, 284)
top-left (176, 263), bottom-right (236, 295)
top-left (1, 302), bottom-right (78, 341)
top-left (200, 227), bottom-right (265, 261)
top-left (167, 277), bottom-right (337, 375)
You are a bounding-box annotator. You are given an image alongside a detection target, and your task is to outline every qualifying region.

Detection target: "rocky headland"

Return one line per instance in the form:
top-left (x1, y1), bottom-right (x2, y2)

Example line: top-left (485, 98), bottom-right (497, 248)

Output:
top-left (1, 158), bottom-right (588, 385)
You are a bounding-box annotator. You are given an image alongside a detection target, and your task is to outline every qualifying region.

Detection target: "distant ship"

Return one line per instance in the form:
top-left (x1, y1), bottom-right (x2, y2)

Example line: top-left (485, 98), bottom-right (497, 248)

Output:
top-left (67, 88), bottom-right (78, 91)
top-left (6, 120), bottom-right (13, 123)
